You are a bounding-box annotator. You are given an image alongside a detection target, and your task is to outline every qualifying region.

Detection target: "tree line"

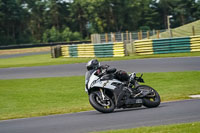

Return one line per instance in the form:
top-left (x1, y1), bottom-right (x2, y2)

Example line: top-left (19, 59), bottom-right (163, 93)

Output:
top-left (0, 0), bottom-right (200, 45)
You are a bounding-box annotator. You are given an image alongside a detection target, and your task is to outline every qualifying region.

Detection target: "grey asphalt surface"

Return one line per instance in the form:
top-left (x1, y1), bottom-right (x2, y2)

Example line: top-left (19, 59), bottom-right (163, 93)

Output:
top-left (0, 56), bottom-right (200, 79)
top-left (0, 99), bottom-right (200, 133)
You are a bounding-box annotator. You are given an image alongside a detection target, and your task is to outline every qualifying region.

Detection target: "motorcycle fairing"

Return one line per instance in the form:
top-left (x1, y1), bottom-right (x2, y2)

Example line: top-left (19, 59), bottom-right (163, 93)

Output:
top-left (91, 79), bottom-right (122, 90)
top-left (86, 70), bottom-right (148, 108)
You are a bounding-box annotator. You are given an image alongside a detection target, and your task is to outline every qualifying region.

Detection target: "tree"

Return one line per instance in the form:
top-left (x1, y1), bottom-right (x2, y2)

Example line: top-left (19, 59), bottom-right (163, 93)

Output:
top-left (69, 0), bottom-right (90, 37)
top-left (156, 0), bottom-right (174, 29)
top-left (44, 0), bottom-right (71, 30)
top-left (171, 0), bottom-right (198, 27)
top-left (42, 26), bottom-right (82, 42)
top-left (0, 0), bottom-right (30, 45)
top-left (43, 26), bottom-right (61, 42)
top-left (1, 0), bottom-right (200, 45)
top-left (26, 0), bottom-right (47, 42)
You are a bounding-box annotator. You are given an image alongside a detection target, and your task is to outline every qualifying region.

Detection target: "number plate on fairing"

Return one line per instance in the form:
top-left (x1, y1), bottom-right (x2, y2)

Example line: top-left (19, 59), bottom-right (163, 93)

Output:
top-left (125, 99), bottom-right (143, 105)
top-left (136, 99), bottom-right (143, 104)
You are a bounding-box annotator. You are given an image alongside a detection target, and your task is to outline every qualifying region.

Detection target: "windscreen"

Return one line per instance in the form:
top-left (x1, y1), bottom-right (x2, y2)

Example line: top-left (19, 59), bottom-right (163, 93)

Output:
top-left (85, 70), bottom-right (95, 87)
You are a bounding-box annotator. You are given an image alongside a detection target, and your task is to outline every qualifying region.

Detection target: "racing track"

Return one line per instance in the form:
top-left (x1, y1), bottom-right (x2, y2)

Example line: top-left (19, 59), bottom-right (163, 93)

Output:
top-left (0, 56), bottom-right (200, 79)
top-left (0, 57), bottom-right (200, 133)
top-left (0, 99), bottom-right (200, 133)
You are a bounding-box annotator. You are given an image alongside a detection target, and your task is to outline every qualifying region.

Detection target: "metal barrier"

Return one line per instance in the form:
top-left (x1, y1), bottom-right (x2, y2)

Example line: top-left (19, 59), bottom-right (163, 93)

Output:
top-left (134, 35), bottom-right (200, 55)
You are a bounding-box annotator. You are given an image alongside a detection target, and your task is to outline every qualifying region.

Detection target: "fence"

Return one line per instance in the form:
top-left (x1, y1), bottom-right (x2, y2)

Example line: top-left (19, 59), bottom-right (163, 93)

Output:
top-left (134, 35), bottom-right (200, 55)
top-left (59, 42), bottom-right (125, 58)
top-left (91, 20), bottom-right (200, 44)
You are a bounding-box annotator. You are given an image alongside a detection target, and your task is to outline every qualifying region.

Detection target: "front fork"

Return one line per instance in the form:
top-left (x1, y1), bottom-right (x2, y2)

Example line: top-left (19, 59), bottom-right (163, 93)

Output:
top-left (100, 88), bottom-right (106, 100)
top-left (99, 80), bottom-right (109, 101)
top-left (99, 88), bottom-right (111, 108)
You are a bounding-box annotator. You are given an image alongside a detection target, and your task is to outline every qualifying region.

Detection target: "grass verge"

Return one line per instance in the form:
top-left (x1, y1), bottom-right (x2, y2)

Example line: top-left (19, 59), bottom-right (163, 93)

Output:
top-left (93, 122), bottom-right (200, 133)
top-left (0, 52), bottom-right (200, 68)
top-left (0, 47), bottom-right (50, 55)
top-left (0, 71), bottom-right (200, 120)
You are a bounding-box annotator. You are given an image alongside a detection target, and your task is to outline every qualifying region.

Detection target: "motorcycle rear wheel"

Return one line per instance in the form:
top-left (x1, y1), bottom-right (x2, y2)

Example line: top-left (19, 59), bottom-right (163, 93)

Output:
top-left (137, 85), bottom-right (160, 108)
top-left (89, 91), bottom-right (115, 113)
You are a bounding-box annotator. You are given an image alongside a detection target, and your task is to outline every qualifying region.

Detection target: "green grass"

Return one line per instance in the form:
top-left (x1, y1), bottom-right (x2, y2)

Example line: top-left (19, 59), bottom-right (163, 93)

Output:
top-left (93, 122), bottom-right (200, 133)
top-left (0, 76), bottom-right (92, 120)
top-left (1, 52), bottom-right (200, 68)
top-left (140, 71), bottom-right (200, 101)
top-left (0, 71), bottom-right (200, 120)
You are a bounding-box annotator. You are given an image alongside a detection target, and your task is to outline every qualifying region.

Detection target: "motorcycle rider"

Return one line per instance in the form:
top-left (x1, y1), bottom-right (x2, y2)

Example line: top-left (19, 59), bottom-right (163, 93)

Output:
top-left (85, 59), bottom-right (106, 90)
top-left (85, 59), bottom-right (138, 107)
top-left (85, 59), bottom-right (130, 87)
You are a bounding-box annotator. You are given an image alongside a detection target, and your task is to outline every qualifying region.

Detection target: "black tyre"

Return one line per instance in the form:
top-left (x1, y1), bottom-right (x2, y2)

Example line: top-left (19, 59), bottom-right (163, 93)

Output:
top-left (137, 85), bottom-right (160, 108)
top-left (89, 91), bottom-right (115, 113)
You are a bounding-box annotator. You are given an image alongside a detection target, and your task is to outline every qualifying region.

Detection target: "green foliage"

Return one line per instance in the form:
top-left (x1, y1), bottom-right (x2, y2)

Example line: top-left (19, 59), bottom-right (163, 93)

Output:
top-left (70, 31), bottom-right (82, 41)
top-left (42, 26), bottom-right (82, 42)
top-left (1, 0), bottom-right (200, 45)
top-left (139, 26), bottom-right (151, 31)
top-left (61, 27), bottom-right (82, 41)
top-left (43, 26), bottom-right (61, 42)
top-left (0, 0), bottom-right (31, 45)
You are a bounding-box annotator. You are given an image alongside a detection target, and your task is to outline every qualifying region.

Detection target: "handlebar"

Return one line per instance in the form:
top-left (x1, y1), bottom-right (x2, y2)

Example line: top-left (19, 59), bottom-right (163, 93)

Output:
top-left (130, 72), bottom-right (144, 83)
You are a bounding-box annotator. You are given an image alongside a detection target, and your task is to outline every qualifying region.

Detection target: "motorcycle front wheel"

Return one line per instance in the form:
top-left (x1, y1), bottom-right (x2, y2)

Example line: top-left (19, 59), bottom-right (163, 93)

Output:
top-left (89, 91), bottom-right (115, 113)
top-left (137, 85), bottom-right (161, 108)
